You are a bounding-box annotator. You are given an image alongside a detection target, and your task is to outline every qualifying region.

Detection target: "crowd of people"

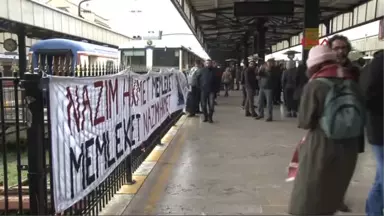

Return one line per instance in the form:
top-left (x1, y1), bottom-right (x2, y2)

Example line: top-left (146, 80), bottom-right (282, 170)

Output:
top-left (185, 34), bottom-right (383, 216)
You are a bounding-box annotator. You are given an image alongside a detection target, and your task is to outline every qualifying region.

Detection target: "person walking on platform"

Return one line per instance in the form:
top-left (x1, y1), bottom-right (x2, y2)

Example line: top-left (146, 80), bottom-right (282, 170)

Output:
top-left (281, 61), bottom-right (298, 117)
top-left (243, 60), bottom-right (258, 117)
top-left (256, 59), bottom-right (275, 122)
top-left (187, 59), bottom-right (203, 117)
top-left (288, 45), bottom-right (365, 215)
top-left (197, 59), bottom-right (217, 123)
top-left (221, 67), bottom-right (232, 97)
top-left (360, 49), bottom-right (383, 216)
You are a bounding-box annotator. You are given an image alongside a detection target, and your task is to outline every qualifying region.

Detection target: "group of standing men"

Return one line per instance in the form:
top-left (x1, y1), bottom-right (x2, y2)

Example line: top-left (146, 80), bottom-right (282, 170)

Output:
top-left (241, 58), bottom-right (285, 122)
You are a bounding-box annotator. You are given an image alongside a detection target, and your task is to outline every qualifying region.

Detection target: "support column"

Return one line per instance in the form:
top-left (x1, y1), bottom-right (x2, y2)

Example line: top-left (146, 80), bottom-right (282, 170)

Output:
top-left (302, 0), bottom-right (320, 63)
top-left (257, 26), bottom-right (266, 64)
top-left (236, 43), bottom-right (241, 67)
top-left (253, 35), bottom-right (258, 56)
top-left (242, 34), bottom-right (249, 68)
top-left (17, 28), bottom-right (27, 77)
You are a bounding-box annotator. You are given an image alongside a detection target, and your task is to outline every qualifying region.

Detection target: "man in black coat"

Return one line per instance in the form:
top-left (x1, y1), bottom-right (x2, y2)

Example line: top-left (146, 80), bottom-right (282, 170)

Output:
top-left (360, 49), bottom-right (383, 216)
top-left (197, 59), bottom-right (217, 123)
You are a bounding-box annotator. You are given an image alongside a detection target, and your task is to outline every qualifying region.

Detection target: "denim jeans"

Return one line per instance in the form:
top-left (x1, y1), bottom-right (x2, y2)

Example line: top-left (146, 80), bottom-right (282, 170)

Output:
top-left (258, 88), bottom-right (273, 118)
top-left (201, 91), bottom-right (215, 119)
top-left (366, 144), bottom-right (384, 216)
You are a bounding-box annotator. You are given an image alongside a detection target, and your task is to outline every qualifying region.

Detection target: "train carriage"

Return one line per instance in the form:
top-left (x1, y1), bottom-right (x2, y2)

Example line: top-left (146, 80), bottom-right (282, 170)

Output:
top-left (29, 38), bottom-right (119, 76)
top-left (119, 40), bottom-right (204, 72)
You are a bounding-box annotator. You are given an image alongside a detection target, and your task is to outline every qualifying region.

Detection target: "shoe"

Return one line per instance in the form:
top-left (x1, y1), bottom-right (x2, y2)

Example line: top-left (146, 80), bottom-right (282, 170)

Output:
top-left (255, 116), bottom-right (264, 120)
top-left (292, 112), bottom-right (297, 118)
top-left (252, 113), bottom-right (258, 118)
top-left (265, 117), bottom-right (272, 122)
top-left (245, 112), bottom-right (251, 117)
top-left (208, 118), bottom-right (213, 123)
top-left (203, 118), bottom-right (208, 122)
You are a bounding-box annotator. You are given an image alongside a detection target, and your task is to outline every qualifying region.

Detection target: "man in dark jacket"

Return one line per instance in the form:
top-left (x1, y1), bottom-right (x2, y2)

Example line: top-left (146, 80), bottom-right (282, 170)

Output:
top-left (360, 50), bottom-right (383, 216)
top-left (281, 61), bottom-right (298, 117)
top-left (256, 59), bottom-right (276, 122)
top-left (197, 59), bottom-right (217, 123)
top-left (244, 60), bottom-right (258, 117)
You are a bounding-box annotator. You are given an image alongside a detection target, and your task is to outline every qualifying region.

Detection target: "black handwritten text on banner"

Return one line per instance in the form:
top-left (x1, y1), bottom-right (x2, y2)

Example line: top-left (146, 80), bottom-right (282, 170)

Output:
top-left (49, 70), bottom-right (187, 212)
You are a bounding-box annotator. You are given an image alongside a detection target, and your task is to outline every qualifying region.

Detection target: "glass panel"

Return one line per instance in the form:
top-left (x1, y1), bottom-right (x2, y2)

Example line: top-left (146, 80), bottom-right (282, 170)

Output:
top-left (343, 13), bottom-right (350, 29)
top-left (377, 0), bottom-right (384, 17)
top-left (272, 45), bottom-right (276, 52)
top-left (184, 3), bottom-right (190, 20)
top-left (332, 17), bottom-right (337, 32)
top-left (366, 0), bottom-right (376, 20)
top-left (353, 7), bottom-right (358, 25)
top-left (357, 4), bottom-right (367, 24)
top-left (153, 48), bottom-right (179, 67)
top-left (338, 15), bottom-right (344, 31)
top-left (123, 50), bottom-right (145, 56)
top-left (191, 14), bottom-right (195, 28)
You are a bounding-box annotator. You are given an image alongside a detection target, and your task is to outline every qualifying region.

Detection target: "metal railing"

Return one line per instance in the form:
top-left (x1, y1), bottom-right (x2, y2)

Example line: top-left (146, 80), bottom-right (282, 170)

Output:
top-left (0, 60), bottom-right (183, 215)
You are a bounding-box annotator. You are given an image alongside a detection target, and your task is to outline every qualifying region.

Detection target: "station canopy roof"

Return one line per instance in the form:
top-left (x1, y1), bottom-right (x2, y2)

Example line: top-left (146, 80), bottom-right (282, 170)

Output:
top-left (188, 0), bottom-right (369, 55)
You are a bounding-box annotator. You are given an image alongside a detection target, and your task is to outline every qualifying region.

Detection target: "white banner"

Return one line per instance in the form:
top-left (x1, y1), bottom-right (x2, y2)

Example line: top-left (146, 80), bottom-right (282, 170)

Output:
top-left (49, 69), bottom-right (188, 212)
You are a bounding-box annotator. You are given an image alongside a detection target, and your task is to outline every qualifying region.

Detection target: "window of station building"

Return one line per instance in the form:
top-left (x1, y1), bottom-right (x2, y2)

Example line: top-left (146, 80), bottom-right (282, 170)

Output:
top-left (337, 14), bottom-right (344, 31)
top-left (121, 49), bottom-right (146, 67)
top-left (343, 13), bottom-right (352, 29)
top-left (353, 7), bottom-right (358, 25)
top-left (357, 4), bottom-right (367, 24)
top-left (366, 0), bottom-right (376, 21)
top-left (153, 48), bottom-right (179, 67)
top-left (377, 0), bottom-right (384, 17)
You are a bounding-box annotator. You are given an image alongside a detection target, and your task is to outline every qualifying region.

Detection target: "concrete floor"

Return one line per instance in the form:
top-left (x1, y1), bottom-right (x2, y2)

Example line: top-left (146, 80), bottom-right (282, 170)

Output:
top-left (121, 90), bottom-right (376, 215)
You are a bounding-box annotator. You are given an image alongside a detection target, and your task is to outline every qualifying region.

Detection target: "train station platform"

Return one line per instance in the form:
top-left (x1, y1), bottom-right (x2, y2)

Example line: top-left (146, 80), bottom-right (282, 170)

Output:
top-left (101, 90), bottom-right (375, 215)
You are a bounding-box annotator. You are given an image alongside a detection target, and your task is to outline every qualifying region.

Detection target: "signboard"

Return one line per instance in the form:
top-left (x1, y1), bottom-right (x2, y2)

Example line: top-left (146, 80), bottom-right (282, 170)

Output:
top-left (49, 70), bottom-right (188, 212)
top-left (303, 28), bottom-right (319, 50)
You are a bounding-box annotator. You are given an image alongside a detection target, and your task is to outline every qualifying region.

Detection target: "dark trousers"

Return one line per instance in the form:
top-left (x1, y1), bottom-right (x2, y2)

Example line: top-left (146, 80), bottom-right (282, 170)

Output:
top-left (245, 88), bottom-right (256, 115)
top-left (201, 91), bottom-right (215, 119)
top-left (223, 83), bottom-right (230, 96)
top-left (284, 88), bottom-right (297, 112)
top-left (190, 86), bottom-right (201, 115)
top-left (242, 85), bottom-right (246, 106)
top-left (274, 85), bottom-right (282, 103)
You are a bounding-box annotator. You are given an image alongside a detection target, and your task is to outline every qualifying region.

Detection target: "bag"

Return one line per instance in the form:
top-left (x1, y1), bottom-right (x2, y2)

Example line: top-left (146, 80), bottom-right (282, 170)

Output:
top-left (286, 135), bottom-right (306, 182)
top-left (316, 78), bottom-right (365, 139)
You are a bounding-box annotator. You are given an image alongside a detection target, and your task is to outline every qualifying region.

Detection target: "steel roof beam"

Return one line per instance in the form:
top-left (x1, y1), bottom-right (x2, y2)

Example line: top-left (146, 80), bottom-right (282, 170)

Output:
top-left (204, 29), bottom-right (247, 36)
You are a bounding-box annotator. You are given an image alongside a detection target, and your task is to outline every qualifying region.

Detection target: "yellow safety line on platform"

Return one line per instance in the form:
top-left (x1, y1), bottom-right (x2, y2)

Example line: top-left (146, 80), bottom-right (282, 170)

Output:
top-left (143, 121), bottom-right (187, 214)
top-left (117, 114), bottom-right (187, 196)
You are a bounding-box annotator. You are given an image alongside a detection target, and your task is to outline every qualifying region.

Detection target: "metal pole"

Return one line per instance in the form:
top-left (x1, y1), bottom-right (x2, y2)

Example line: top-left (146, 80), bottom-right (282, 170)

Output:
top-left (24, 73), bottom-right (47, 214)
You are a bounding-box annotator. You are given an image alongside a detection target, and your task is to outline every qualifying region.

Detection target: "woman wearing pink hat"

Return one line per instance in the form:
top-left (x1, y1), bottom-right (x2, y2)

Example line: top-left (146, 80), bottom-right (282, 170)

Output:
top-left (288, 45), bottom-right (365, 215)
